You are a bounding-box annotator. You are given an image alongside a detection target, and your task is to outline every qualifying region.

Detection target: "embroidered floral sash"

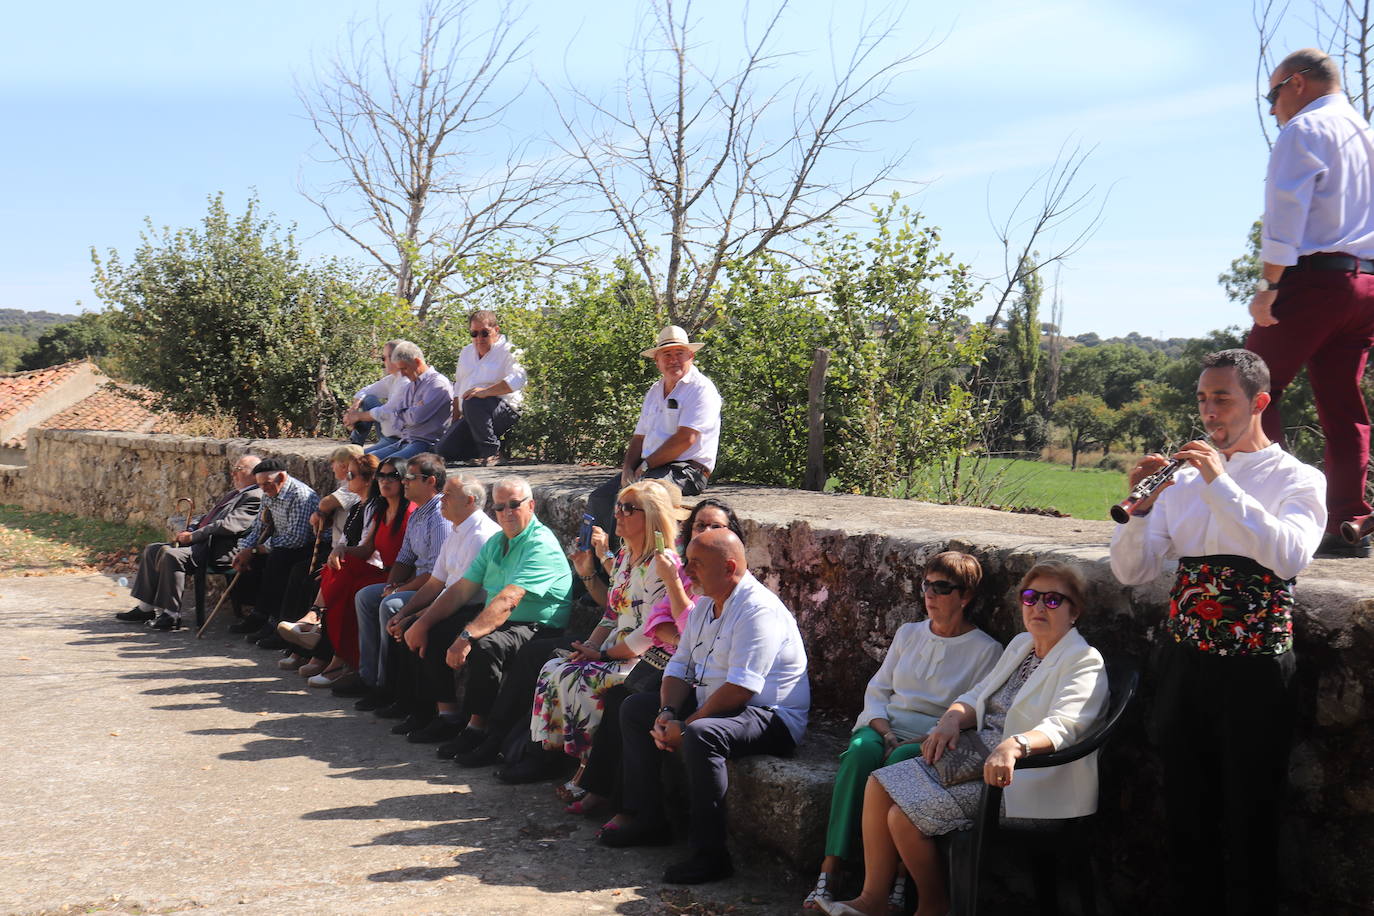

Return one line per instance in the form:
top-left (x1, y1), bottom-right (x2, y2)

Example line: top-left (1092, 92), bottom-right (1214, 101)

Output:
top-left (1168, 554), bottom-right (1294, 657)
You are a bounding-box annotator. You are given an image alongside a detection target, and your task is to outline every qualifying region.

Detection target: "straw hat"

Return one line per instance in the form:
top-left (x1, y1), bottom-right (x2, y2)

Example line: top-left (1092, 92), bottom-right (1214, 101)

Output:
top-left (640, 325), bottom-right (705, 358)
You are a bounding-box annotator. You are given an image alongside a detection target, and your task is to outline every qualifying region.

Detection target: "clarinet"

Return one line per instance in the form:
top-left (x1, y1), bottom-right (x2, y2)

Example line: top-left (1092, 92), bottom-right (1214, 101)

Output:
top-left (1109, 458), bottom-right (1184, 524)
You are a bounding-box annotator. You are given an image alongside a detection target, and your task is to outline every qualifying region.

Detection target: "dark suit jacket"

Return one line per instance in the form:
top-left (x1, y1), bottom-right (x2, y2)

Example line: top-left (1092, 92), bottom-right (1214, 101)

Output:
top-left (189, 485), bottom-right (263, 567)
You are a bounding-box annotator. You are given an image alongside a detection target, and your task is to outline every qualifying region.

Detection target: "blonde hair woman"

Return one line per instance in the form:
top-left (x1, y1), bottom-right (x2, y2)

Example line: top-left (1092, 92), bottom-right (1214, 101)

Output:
top-left (530, 480), bottom-right (683, 771)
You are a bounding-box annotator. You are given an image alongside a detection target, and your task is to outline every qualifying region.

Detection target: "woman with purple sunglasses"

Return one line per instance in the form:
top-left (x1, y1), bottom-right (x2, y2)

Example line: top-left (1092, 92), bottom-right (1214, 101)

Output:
top-left (823, 561), bottom-right (1109, 916)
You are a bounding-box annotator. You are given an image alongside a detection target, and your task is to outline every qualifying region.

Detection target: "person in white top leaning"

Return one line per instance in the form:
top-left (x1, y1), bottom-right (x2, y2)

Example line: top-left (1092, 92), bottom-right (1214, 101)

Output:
top-left (1244, 48), bottom-right (1374, 557)
top-left (435, 309), bottom-right (527, 466)
top-left (587, 324), bottom-right (722, 539)
top-left (347, 340), bottom-right (410, 450)
top-left (1110, 348), bottom-right (1325, 916)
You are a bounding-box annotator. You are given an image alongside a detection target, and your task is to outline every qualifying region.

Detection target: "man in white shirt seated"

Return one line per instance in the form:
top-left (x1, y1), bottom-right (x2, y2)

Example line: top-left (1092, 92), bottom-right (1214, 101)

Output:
top-left (436, 309), bottom-right (527, 467)
top-left (587, 325), bottom-right (722, 539)
top-left (602, 529), bottom-right (810, 886)
top-left (347, 340), bottom-right (409, 449)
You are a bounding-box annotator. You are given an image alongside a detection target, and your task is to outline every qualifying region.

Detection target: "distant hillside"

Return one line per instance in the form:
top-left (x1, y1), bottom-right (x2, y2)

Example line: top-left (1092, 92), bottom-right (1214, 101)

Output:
top-left (0, 309), bottom-right (75, 341)
top-left (1070, 331), bottom-right (1191, 358)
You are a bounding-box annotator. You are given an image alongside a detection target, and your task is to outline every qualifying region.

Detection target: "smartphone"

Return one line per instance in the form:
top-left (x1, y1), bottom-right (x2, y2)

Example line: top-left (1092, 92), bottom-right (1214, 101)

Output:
top-left (577, 512), bottom-right (595, 551)
top-left (654, 531), bottom-right (665, 552)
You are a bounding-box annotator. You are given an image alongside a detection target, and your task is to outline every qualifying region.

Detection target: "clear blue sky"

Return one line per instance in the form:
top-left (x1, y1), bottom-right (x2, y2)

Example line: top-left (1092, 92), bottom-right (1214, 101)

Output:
top-left (0, 0), bottom-right (1318, 338)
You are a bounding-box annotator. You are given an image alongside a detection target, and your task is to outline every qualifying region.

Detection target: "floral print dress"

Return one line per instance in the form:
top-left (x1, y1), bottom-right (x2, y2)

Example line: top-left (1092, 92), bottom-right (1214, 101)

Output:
top-left (530, 546), bottom-right (676, 758)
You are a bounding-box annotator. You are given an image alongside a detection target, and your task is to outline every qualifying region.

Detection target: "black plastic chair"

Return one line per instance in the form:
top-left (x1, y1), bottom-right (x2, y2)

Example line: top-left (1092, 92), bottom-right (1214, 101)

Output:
top-left (192, 562), bottom-right (240, 628)
top-left (948, 656), bottom-right (1140, 916)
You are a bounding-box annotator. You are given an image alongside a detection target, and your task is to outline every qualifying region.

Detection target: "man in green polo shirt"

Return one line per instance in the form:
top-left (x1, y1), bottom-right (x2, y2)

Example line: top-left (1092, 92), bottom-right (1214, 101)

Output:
top-left (437, 476), bottom-right (572, 747)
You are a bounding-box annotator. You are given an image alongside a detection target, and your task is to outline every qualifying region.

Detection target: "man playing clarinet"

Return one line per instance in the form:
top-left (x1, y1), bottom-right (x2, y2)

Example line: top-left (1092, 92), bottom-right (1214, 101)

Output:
top-left (1109, 348), bottom-right (1325, 916)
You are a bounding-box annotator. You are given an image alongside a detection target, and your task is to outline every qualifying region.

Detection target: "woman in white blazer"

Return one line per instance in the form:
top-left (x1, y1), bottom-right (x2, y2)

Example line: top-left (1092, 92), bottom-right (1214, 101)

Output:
top-left (823, 561), bottom-right (1109, 916)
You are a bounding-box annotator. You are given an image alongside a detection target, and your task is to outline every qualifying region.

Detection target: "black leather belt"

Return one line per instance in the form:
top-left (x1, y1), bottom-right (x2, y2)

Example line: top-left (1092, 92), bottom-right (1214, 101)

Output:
top-left (1292, 253), bottom-right (1374, 273)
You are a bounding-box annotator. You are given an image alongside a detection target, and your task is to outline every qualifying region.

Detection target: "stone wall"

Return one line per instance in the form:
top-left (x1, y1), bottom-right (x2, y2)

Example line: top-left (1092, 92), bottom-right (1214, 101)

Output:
top-left (19, 429), bottom-right (1374, 913)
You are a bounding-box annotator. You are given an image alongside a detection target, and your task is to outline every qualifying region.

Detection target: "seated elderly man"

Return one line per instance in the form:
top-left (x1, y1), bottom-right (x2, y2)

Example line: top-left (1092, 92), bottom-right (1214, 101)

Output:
top-left (587, 325), bottom-right (721, 539)
top-left (227, 458), bottom-right (321, 641)
top-left (347, 453), bottom-right (451, 705)
top-left (342, 340), bottom-right (452, 463)
top-left (375, 472), bottom-right (502, 741)
top-left (347, 340), bottom-right (409, 449)
top-left (116, 455), bottom-right (263, 631)
top-left (395, 477), bottom-right (572, 754)
top-left (602, 528), bottom-right (810, 886)
top-left (436, 309), bottom-right (527, 467)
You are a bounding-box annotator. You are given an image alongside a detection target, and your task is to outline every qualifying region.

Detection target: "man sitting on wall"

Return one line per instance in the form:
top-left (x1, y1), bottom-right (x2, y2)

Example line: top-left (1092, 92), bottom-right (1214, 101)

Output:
top-left (116, 455), bottom-right (262, 631)
top-left (436, 309), bottom-right (527, 467)
top-left (347, 340), bottom-right (408, 449)
top-left (342, 341), bottom-right (452, 463)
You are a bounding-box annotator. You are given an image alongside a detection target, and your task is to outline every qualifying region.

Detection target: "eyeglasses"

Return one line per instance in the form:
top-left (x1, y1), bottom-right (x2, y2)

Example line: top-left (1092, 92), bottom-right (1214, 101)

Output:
top-left (614, 501), bottom-right (643, 515)
top-left (376, 471), bottom-right (402, 481)
top-left (470, 328), bottom-right (492, 338)
top-left (921, 579), bottom-right (964, 596)
top-left (492, 497), bottom-right (530, 512)
top-left (1265, 68), bottom-right (1311, 106)
top-left (1020, 589), bottom-right (1071, 610)
top-left (403, 472), bottom-right (430, 481)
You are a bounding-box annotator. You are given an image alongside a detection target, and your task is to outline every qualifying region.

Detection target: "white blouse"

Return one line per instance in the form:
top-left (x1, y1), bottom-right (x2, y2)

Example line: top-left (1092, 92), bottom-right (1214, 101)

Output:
top-left (853, 620), bottom-right (1002, 739)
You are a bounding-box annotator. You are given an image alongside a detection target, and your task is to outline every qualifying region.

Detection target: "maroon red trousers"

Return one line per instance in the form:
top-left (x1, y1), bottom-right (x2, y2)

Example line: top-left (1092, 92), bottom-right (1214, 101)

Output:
top-left (1246, 261), bottom-right (1374, 531)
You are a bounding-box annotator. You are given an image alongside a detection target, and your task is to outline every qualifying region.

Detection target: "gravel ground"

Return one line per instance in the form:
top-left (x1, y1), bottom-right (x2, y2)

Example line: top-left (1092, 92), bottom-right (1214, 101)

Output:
top-left (0, 574), bottom-right (809, 916)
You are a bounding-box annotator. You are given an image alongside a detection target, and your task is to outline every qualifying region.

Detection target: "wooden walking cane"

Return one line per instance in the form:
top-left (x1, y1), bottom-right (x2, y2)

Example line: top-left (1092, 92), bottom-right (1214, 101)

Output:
top-left (196, 572), bottom-right (241, 639)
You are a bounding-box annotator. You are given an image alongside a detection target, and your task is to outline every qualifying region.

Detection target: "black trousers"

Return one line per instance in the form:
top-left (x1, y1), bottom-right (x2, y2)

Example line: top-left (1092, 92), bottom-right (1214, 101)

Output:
top-left (619, 690), bottom-right (795, 853)
top-left (480, 633), bottom-right (574, 741)
top-left (435, 397), bottom-right (520, 461)
top-left (581, 668), bottom-right (664, 802)
top-left (394, 604), bottom-right (485, 706)
top-left (243, 545), bottom-right (312, 622)
top-left (1154, 639), bottom-right (1297, 916)
top-left (460, 621), bottom-right (548, 721)
top-left (131, 542), bottom-right (197, 614)
top-left (586, 461), bottom-right (709, 540)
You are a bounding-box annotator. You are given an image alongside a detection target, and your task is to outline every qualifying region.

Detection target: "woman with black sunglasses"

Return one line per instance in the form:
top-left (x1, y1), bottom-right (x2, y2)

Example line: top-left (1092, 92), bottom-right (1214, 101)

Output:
top-left (823, 561), bottom-right (1109, 916)
top-left (805, 551), bottom-right (1001, 911)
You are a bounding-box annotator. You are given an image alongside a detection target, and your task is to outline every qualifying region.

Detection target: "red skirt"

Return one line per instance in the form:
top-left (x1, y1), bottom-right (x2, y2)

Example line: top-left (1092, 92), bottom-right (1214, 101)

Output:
top-left (319, 557), bottom-right (388, 669)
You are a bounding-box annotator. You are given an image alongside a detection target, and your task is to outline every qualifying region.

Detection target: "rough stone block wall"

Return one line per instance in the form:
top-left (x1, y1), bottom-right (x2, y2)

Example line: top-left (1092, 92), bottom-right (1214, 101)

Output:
top-left (20, 430), bottom-right (1374, 913)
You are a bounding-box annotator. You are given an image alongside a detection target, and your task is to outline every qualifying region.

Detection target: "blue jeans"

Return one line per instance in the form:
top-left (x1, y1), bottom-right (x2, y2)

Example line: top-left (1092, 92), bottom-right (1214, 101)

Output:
top-left (366, 438), bottom-right (436, 462)
top-left (349, 394), bottom-right (399, 448)
top-left (354, 583), bottom-right (416, 688)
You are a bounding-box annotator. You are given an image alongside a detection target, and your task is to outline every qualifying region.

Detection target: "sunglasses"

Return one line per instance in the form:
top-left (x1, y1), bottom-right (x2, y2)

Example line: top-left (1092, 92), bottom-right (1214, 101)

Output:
top-left (921, 579), bottom-right (964, 596)
top-left (614, 501), bottom-right (644, 515)
top-left (493, 496), bottom-right (530, 512)
top-left (1020, 589), bottom-right (1071, 610)
top-left (1265, 67), bottom-right (1311, 106)
top-left (376, 471), bottom-right (403, 481)
top-left (470, 328), bottom-right (492, 338)
top-left (403, 472), bottom-right (430, 481)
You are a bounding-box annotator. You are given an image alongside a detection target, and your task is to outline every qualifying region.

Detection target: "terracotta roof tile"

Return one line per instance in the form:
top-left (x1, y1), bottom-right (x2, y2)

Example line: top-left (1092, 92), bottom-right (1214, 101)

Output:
top-left (35, 383), bottom-right (193, 445)
top-left (0, 360), bottom-right (89, 425)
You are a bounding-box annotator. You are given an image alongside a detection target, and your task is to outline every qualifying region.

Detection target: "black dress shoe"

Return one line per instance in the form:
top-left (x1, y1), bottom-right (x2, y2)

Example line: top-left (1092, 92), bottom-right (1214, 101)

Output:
top-left (407, 717), bottom-right (466, 744)
top-left (255, 633), bottom-right (290, 650)
top-left (149, 613), bottom-right (182, 631)
top-left (354, 690), bottom-right (392, 712)
top-left (391, 713), bottom-right (432, 736)
top-left (597, 818), bottom-right (674, 849)
top-left (116, 607), bottom-right (155, 623)
top-left (454, 733), bottom-right (502, 768)
top-left (375, 700), bottom-right (411, 720)
top-left (1316, 531), bottom-right (1372, 559)
top-left (494, 746), bottom-right (563, 784)
top-left (663, 851), bottom-right (733, 884)
top-left (331, 678), bottom-right (370, 698)
top-left (229, 615), bottom-right (267, 635)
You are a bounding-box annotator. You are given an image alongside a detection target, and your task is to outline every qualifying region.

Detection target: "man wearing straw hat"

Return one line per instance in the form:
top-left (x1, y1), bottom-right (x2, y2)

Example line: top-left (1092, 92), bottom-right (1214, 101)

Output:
top-left (587, 325), bottom-right (722, 538)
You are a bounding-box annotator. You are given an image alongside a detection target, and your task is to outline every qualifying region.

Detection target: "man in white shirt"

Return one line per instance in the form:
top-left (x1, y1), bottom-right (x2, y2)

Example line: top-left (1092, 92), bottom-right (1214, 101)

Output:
top-left (1109, 349), bottom-right (1324, 916)
top-left (602, 529), bottom-right (809, 886)
top-left (436, 310), bottom-right (528, 466)
top-left (1245, 48), bottom-right (1374, 557)
top-left (362, 473), bottom-right (502, 741)
top-left (347, 340), bottom-right (409, 449)
top-left (587, 325), bottom-right (722, 538)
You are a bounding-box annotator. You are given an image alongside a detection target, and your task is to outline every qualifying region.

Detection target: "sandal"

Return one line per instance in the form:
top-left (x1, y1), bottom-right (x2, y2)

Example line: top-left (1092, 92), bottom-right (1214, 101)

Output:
top-left (565, 795), bottom-right (608, 817)
top-left (594, 818), bottom-right (620, 841)
top-left (803, 871), bottom-right (835, 910)
top-left (306, 665), bottom-right (348, 688)
top-left (887, 874), bottom-right (908, 914)
top-left (555, 780), bottom-right (587, 804)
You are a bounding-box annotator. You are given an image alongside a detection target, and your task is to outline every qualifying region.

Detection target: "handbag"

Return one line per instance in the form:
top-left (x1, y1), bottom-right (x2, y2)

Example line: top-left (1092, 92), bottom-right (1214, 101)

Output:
top-left (622, 644), bottom-right (673, 694)
top-left (930, 730), bottom-right (990, 788)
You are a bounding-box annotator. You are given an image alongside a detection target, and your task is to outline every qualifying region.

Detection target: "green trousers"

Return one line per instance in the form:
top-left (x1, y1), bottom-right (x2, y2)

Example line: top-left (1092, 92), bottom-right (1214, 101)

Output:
top-left (824, 725), bottom-right (927, 859)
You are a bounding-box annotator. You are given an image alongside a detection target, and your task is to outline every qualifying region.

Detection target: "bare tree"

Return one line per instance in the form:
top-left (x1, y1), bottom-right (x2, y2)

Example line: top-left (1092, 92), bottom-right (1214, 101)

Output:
top-left (301, 0), bottom-right (570, 319)
top-left (554, 0), bottom-right (924, 331)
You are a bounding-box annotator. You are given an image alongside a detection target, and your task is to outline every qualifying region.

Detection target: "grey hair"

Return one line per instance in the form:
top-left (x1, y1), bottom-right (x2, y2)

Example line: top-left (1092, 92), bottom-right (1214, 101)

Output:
top-left (1278, 48), bottom-right (1341, 86)
top-left (492, 476), bottom-right (533, 500)
top-left (390, 340), bottom-right (424, 365)
top-left (455, 473), bottom-right (487, 510)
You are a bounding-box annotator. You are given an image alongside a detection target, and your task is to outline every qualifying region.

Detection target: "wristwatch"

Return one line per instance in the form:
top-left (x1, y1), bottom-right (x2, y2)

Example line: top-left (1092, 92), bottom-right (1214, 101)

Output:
top-left (658, 705), bottom-right (677, 717)
top-left (458, 629), bottom-right (474, 642)
top-left (1256, 278), bottom-right (1280, 293)
top-left (1012, 733), bottom-right (1032, 759)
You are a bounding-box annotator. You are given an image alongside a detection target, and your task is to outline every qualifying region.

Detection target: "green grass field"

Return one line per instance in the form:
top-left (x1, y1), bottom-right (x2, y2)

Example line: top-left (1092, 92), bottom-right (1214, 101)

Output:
top-left (974, 458), bottom-right (1127, 520)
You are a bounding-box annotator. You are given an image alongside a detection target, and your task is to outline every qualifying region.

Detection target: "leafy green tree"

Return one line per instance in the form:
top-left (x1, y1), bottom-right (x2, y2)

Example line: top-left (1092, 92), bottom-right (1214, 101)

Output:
top-left (18, 311), bottom-right (121, 371)
top-left (94, 194), bottom-right (408, 436)
top-left (1060, 342), bottom-right (1169, 409)
top-left (1218, 220), bottom-right (1262, 303)
top-left (1052, 394), bottom-right (1117, 470)
top-left (0, 332), bottom-right (32, 372)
